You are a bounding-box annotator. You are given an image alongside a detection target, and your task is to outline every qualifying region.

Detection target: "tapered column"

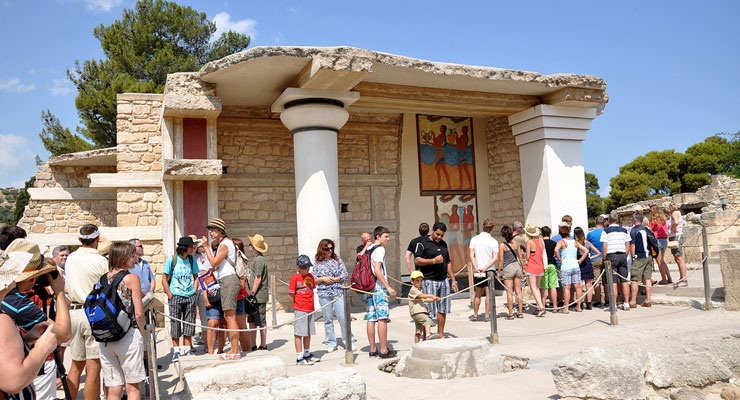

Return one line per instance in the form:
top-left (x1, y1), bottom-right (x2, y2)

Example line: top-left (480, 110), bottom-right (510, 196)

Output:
top-left (509, 105), bottom-right (598, 230)
top-left (273, 89), bottom-right (360, 258)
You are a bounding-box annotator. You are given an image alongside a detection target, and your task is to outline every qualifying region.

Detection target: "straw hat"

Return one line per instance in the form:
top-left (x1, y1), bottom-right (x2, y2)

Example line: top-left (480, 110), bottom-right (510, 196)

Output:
top-left (0, 248), bottom-right (34, 292)
top-left (188, 235), bottom-right (202, 246)
top-left (248, 234), bottom-right (268, 253)
top-left (207, 218), bottom-right (227, 235)
top-left (6, 239), bottom-right (55, 283)
top-left (524, 223), bottom-right (541, 238)
top-left (98, 240), bottom-right (114, 256)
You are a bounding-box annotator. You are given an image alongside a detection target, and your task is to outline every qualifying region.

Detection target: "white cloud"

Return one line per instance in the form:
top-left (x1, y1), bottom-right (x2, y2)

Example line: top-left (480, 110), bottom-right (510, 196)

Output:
top-left (212, 12), bottom-right (257, 40)
top-left (49, 78), bottom-right (73, 96)
top-left (0, 134), bottom-right (37, 184)
top-left (82, 0), bottom-right (123, 12)
top-left (0, 78), bottom-right (35, 93)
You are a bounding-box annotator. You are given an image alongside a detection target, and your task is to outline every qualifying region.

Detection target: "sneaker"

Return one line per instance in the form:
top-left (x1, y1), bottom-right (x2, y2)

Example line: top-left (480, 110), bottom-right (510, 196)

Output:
top-left (171, 352), bottom-right (179, 362)
top-left (585, 302), bottom-right (593, 310)
top-left (326, 347), bottom-right (337, 353)
top-left (182, 348), bottom-right (193, 357)
top-left (379, 350), bottom-right (398, 359)
top-left (622, 303), bottom-right (631, 311)
top-left (592, 301), bottom-right (603, 308)
top-left (296, 358), bottom-right (314, 366)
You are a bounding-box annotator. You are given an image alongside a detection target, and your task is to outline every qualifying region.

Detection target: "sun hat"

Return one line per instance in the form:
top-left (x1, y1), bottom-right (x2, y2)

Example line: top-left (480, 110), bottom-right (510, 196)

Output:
top-left (177, 236), bottom-right (197, 247)
top-left (248, 234), bottom-right (268, 253)
top-left (410, 270), bottom-right (424, 280)
top-left (97, 240), bottom-right (113, 256)
top-left (6, 239), bottom-right (56, 283)
top-left (188, 235), bottom-right (202, 246)
top-left (558, 221), bottom-right (570, 228)
top-left (0, 246), bottom-right (35, 292)
top-left (524, 223), bottom-right (541, 238)
top-left (296, 254), bottom-right (312, 269)
top-left (206, 218), bottom-right (227, 235)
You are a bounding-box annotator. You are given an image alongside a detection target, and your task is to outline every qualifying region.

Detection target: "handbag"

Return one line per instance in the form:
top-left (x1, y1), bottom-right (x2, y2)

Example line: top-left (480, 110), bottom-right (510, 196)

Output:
top-left (227, 249), bottom-right (250, 280)
top-left (206, 287), bottom-right (221, 305)
top-left (244, 294), bottom-right (259, 314)
top-left (667, 236), bottom-right (679, 250)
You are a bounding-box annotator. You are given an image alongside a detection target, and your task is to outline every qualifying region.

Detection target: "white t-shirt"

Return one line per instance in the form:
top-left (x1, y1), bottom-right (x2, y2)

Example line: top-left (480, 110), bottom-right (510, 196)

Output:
top-left (369, 244), bottom-right (387, 280)
top-left (215, 238), bottom-right (236, 278)
top-left (469, 232), bottom-right (499, 276)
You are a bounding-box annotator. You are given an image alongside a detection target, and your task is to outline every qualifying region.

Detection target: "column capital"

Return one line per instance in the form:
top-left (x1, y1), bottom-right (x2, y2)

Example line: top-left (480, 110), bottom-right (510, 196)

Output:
top-left (508, 104), bottom-right (597, 146)
top-left (272, 88), bottom-right (360, 133)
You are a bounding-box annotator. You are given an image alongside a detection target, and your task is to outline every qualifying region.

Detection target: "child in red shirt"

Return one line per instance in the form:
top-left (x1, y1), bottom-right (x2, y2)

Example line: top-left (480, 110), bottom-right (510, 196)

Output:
top-left (289, 255), bottom-right (317, 365)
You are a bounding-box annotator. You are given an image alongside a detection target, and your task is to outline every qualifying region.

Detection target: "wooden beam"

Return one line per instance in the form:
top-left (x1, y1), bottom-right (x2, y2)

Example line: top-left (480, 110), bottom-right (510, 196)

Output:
top-left (349, 82), bottom-right (541, 117)
top-left (89, 173), bottom-right (162, 192)
top-left (28, 188), bottom-right (116, 201)
top-left (288, 59), bottom-right (369, 91)
top-left (541, 87), bottom-right (608, 108)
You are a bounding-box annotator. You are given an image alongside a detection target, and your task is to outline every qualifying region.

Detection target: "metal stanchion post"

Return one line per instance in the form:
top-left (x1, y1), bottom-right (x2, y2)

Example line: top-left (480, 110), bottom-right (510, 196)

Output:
top-left (270, 275), bottom-right (278, 327)
top-left (343, 287), bottom-right (354, 365)
top-left (701, 224), bottom-right (712, 310)
top-left (605, 260), bottom-right (618, 326)
top-left (145, 310), bottom-right (160, 400)
top-left (487, 270), bottom-right (498, 345)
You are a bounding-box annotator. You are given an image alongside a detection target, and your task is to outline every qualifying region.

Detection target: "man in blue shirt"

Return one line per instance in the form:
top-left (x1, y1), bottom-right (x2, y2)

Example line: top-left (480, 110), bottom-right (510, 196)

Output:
top-left (629, 212), bottom-right (653, 307)
top-left (587, 215), bottom-right (606, 307)
top-left (129, 238), bottom-right (155, 295)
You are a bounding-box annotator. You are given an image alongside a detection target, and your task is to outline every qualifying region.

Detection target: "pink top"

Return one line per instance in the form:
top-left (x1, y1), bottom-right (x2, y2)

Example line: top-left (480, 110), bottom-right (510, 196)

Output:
top-left (524, 238), bottom-right (545, 275)
top-left (649, 221), bottom-right (668, 239)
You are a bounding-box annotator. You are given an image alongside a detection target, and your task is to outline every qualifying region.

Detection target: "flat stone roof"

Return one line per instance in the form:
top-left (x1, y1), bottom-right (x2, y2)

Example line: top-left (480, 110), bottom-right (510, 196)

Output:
top-left (197, 46), bottom-right (607, 108)
top-left (48, 147), bottom-right (117, 167)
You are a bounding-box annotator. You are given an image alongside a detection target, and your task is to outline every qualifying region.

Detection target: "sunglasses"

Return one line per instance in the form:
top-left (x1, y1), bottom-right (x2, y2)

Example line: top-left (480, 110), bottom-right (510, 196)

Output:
top-left (323, 247), bottom-right (334, 252)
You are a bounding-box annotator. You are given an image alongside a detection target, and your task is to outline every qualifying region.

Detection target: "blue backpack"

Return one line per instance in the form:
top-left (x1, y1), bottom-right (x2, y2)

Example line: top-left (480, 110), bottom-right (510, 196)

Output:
top-left (84, 270), bottom-right (132, 343)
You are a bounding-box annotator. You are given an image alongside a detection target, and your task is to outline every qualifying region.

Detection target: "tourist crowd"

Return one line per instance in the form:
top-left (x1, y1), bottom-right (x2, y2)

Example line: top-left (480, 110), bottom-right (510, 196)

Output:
top-left (0, 203), bottom-right (688, 397)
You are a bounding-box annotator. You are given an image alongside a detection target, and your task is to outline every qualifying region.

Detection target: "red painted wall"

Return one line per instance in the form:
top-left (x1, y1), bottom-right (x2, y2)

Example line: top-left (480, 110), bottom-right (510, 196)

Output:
top-left (183, 118), bottom-right (207, 159)
top-left (183, 180), bottom-right (208, 237)
top-left (182, 118), bottom-right (208, 235)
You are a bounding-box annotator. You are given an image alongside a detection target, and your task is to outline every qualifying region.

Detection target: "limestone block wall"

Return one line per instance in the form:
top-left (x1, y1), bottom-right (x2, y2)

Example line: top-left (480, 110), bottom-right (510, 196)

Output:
top-left (19, 163), bottom-right (117, 234)
top-left (486, 116), bottom-right (525, 231)
top-left (217, 106), bottom-right (402, 309)
top-left (115, 93), bottom-right (165, 271)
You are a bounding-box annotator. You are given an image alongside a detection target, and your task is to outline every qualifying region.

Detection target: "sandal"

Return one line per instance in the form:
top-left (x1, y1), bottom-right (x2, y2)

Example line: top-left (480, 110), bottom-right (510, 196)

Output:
top-left (641, 301), bottom-right (652, 308)
top-left (468, 315), bottom-right (479, 321)
top-left (506, 314), bottom-right (515, 320)
top-left (257, 346), bottom-right (267, 350)
top-left (673, 281), bottom-right (688, 287)
top-left (516, 313), bottom-right (524, 319)
top-left (657, 280), bottom-right (669, 285)
top-left (219, 353), bottom-right (242, 361)
top-left (484, 315), bottom-right (490, 322)
top-left (535, 310), bottom-right (546, 317)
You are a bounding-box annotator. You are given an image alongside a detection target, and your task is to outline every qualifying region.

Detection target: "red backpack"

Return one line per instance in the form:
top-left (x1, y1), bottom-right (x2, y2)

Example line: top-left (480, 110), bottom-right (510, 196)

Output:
top-left (351, 245), bottom-right (379, 291)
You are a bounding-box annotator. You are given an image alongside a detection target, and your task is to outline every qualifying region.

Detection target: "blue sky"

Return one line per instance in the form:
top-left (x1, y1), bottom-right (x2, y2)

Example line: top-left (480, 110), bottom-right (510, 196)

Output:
top-left (1, 1), bottom-right (738, 194)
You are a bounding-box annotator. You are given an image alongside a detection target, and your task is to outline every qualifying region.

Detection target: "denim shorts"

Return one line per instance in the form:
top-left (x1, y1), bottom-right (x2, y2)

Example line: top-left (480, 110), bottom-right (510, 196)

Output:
top-left (657, 238), bottom-right (668, 253)
top-left (235, 298), bottom-right (247, 316)
top-left (206, 304), bottom-right (224, 320)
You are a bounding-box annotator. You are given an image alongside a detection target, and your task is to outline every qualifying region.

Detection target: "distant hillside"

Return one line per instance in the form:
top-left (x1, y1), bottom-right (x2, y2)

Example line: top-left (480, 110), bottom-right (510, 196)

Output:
top-left (0, 188), bottom-right (20, 225)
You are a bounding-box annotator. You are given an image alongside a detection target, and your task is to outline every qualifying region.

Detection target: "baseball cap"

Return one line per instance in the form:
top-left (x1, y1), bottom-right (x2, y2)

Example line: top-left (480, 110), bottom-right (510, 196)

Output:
top-left (296, 254), bottom-right (312, 269)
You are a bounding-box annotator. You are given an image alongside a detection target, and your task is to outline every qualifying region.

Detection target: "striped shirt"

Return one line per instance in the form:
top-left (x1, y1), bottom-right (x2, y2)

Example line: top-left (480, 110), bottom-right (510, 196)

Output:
top-left (600, 225), bottom-right (630, 254)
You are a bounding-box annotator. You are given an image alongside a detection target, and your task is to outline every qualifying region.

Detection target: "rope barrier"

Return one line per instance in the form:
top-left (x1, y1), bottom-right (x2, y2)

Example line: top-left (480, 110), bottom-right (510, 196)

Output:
top-left (154, 296), bottom-right (339, 333)
top-left (614, 252), bottom-right (709, 288)
top-left (493, 269), bottom-right (606, 312)
top-left (388, 263), bottom-right (471, 287)
top-left (347, 276), bottom-right (488, 301)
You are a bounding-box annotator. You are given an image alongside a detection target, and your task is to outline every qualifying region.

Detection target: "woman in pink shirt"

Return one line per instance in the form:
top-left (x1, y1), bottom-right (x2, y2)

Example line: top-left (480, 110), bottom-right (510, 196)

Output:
top-left (649, 205), bottom-right (672, 285)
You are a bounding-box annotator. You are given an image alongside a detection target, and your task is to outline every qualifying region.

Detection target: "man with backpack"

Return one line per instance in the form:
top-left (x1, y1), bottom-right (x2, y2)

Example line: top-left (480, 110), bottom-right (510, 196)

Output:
top-left (66, 224), bottom-right (107, 400)
top-left (362, 226), bottom-right (397, 359)
top-left (629, 211), bottom-right (654, 308)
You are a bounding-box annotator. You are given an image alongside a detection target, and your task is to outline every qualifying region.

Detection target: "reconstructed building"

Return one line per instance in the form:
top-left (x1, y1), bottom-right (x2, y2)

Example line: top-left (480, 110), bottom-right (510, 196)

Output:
top-left (19, 46), bottom-right (608, 306)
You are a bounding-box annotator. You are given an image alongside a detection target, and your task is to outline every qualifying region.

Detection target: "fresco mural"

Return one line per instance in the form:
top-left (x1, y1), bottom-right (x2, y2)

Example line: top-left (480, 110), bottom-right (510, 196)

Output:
top-left (434, 194), bottom-right (478, 271)
top-left (417, 115), bottom-right (476, 194)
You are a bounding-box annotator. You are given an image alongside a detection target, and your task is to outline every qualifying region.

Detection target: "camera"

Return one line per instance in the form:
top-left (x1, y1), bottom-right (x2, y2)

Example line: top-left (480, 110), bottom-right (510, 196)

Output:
top-left (32, 270), bottom-right (59, 301)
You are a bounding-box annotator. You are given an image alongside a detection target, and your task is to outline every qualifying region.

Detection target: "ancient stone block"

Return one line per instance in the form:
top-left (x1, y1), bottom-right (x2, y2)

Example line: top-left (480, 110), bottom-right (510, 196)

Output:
top-left (395, 338), bottom-right (503, 379)
top-left (269, 368), bottom-right (365, 400)
top-left (720, 249), bottom-right (740, 311)
top-left (184, 356), bottom-right (286, 394)
top-left (646, 352), bottom-right (732, 388)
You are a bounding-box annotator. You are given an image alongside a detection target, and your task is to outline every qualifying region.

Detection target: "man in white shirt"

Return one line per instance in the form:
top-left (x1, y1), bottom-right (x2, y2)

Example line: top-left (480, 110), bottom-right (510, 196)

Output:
top-left (468, 219), bottom-right (498, 321)
top-left (65, 224), bottom-right (108, 400)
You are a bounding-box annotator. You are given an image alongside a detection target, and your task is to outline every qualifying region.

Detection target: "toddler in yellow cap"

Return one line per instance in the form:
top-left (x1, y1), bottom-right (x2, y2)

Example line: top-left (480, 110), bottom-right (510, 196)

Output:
top-left (408, 270), bottom-right (440, 343)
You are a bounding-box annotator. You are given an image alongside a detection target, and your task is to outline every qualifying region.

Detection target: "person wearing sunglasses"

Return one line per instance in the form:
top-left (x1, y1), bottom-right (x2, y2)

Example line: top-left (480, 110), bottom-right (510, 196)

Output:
top-left (313, 239), bottom-right (355, 353)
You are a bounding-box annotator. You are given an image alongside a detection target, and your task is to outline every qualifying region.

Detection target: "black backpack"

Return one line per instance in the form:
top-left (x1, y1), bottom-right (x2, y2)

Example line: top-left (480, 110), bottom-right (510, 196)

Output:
top-left (645, 228), bottom-right (661, 259)
top-left (168, 255), bottom-right (195, 285)
top-left (84, 270), bottom-right (132, 343)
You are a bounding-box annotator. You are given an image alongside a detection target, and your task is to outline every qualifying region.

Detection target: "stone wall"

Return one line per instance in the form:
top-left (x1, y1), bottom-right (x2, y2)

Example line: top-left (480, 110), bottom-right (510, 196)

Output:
top-left (217, 106), bottom-right (402, 309)
top-left (19, 163), bottom-right (118, 234)
top-left (115, 94), bottom-right (165, 271)
top-left (485, 116), bottom-right (525, 231)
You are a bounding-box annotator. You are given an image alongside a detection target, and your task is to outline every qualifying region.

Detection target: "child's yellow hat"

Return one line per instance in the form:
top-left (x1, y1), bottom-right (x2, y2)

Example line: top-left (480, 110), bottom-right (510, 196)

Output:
top-left (410, 270), bottom-right (424, 280)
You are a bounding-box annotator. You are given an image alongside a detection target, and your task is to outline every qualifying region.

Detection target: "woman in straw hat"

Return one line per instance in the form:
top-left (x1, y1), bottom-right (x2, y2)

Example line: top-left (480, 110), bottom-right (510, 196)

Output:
top-left (1, 240), bottom-right (72, 399)
top-left (200, 218), bottom-right (242, 360)
top-left (313, 238), bottom-right (355, 353)
top-left (0, 242), bottom-right (58, 399)
top-left (523, 224), bottom-right (546, 317)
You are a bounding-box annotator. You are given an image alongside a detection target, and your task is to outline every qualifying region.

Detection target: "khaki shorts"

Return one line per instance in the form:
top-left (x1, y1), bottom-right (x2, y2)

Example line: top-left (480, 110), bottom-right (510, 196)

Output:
top-left (591, 258), bottom-right (606, 285)
top-left (70, 308), bottom-right (99, 361)
top-left (412, 312), bottom-right (433, 335)
top-left (218, 274), bottom-right (241, 311)
top-left (100, 329), bottom-right (146, 387)
top-left (248, 302), bottom-right (268, 326)
top-left (631, 257), bottom-right (653, 282)
top-left (669, 235), bottom-right (685, 257)
top-left (501, 262), bottom-right (522, 280)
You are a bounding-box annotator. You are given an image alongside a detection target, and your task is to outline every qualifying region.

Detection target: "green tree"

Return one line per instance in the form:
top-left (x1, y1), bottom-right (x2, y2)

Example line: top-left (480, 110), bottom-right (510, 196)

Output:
top-left (12, 177), bottom-right (35, 225)
top-left (719, 131), bottom-right (740, 178)
top-left (681, 135), bottom-right (729, 191)
top-left (585, 172), bottom-right (605, 225)
top-left (44, 0), bottom-right (251, 152)
top-left (38, 110), bottom-right (93, 157)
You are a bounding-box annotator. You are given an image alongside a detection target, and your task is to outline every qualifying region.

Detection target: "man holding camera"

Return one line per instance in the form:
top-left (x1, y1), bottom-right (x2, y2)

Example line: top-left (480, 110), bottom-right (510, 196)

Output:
top-left (65, 224), bottom-right (108, 400)
top-left (1, 239), bottom-right (71, 400)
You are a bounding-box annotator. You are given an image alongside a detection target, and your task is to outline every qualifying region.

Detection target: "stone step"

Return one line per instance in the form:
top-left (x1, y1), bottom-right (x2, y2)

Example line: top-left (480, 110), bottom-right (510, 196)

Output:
top-left (650, 284), bottom-right (724, 299)
top-left (184, 355), bottom-right (287, 394)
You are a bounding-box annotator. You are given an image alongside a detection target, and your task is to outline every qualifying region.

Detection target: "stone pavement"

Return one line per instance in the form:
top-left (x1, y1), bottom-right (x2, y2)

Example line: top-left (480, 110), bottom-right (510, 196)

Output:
top-left (141, 287), bottom-right (739, 400)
